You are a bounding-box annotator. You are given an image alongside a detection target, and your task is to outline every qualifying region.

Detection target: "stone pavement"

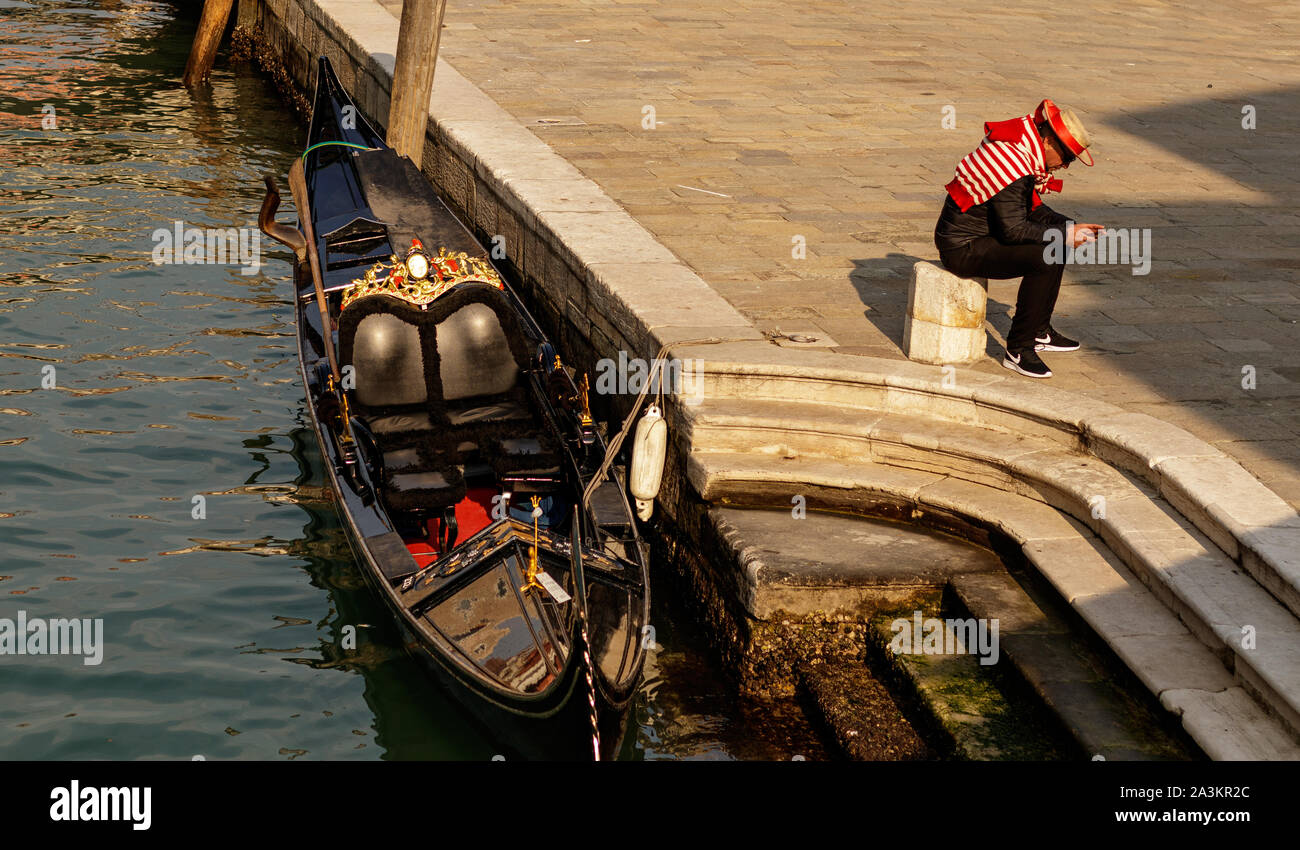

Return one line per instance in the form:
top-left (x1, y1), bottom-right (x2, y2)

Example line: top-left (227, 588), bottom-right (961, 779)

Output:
top-left (376, 0), bottom-right (1300, 508)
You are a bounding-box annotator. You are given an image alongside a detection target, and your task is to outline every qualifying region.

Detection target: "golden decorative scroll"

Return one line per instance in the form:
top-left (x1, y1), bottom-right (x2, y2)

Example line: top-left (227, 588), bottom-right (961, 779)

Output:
top-left (340, 247), bottom-right (504, 311)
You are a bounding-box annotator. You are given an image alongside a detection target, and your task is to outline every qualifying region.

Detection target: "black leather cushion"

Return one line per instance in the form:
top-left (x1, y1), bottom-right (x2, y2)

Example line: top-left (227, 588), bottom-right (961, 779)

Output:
top-left (386, 465), bottom-right (467, 512)
top-left (491, 434), bottom-right (562, 479)
top-left (391, 470), bottom-right (456, 492)
top-left (340, 288), bottom-right (535, 424)
top-left (446, 400), bottom-right (531, 427)
top-left (383, 447), bottom-right (421, 469)
top-left (347, 311), bottom-right (427, 408)
top-left (367, 411), bottom-right (436, 436)
top-left (436, 302), bottom-right (519, 401)
top-left (461, 462), bottom-right (496, 486)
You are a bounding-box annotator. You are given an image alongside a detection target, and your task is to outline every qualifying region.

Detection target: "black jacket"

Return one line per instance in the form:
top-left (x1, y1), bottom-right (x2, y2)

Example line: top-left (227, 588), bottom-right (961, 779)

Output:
top-left (934, 175), bottom-right (1070, 254)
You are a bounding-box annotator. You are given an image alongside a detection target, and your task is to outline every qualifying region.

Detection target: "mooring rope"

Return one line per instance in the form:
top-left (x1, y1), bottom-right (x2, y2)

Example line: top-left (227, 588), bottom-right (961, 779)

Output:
top-left (579, 615), bottom-right (601, 760)
top-left (576, 335), bottom-right (754, 761)
top-left (581, 336), bottom-right (754, 514)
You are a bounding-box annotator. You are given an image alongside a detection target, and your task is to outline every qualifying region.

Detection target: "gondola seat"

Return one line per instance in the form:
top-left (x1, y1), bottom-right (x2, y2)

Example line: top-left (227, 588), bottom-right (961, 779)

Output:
top-left (382, 446), bottom-right (466, 507)
top-left (339, 285), bottom-right (539, 514)
top-left (340, 303), bottom-right (466, 512)
top-left (491, 435), bottom-right (563, 483)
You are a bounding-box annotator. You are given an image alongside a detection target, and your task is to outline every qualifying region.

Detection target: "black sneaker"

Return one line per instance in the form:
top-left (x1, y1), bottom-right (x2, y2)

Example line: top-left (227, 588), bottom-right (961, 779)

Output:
top-left (1034, 326), bottom-right (1080, 352)
top-left (1003, 347), bottom-right (1053, 378)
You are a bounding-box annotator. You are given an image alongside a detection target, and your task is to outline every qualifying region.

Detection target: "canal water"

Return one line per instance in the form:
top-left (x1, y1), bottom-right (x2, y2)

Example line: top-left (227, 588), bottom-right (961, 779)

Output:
top-left (0, 0), bottom-right (828, 760)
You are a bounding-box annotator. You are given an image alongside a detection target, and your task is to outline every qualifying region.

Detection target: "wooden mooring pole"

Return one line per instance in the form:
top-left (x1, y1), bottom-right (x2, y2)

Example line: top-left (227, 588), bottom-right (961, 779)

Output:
top-left (387, 0), bottom-right (449, 161)
top-left (183, 0), bottom-right (235, 86)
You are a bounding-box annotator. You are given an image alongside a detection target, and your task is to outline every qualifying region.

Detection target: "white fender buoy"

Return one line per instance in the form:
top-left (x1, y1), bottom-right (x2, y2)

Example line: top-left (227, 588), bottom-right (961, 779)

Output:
top-left (629, 403), bottom-right (667, 521)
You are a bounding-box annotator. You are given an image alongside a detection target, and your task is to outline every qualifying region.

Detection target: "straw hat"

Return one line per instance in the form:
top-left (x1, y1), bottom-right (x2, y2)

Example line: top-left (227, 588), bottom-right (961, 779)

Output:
top-left (1035, 99), bottom-right (1094, 166)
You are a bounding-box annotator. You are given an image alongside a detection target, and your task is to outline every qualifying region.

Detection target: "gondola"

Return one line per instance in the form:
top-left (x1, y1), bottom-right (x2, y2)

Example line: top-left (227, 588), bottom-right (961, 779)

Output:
top-left (257, 57), bottom-right (649, 760)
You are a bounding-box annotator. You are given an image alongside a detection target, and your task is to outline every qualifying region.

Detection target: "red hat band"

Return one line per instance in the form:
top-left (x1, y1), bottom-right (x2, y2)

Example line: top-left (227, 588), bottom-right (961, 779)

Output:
top-left (1035, 98), bottom-right (1093, 165)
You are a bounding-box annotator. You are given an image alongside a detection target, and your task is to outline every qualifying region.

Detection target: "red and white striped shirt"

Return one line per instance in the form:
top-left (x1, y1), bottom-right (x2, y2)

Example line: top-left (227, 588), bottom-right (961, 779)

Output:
top-left (945, 114), bottom-right (1063, 212)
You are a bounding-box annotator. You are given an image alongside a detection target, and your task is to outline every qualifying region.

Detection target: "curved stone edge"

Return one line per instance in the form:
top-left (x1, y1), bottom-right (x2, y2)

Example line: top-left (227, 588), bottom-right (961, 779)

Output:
top-left (671, 342), bottom-right (1300, 623)
top-left (684, 399), bottom-right (1300, 735)
top-left (688, 451), bottom-right (1300, 759)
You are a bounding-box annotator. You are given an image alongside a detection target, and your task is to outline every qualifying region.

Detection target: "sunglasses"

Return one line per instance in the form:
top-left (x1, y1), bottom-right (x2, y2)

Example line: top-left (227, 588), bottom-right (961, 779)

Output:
top-left (1047, 133), bottom-right (1076, 165)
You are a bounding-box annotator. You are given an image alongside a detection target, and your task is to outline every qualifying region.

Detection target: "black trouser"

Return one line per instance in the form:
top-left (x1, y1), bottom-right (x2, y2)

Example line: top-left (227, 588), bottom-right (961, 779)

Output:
top-left (938, 237), bottom-right (1065, 353)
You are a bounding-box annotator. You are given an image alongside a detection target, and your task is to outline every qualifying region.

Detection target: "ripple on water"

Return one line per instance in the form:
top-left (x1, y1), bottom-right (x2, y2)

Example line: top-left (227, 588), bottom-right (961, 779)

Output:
top-left (0, 0), bottom-right (471, 760)
top-left (0, 1), bottom-right (807, 761)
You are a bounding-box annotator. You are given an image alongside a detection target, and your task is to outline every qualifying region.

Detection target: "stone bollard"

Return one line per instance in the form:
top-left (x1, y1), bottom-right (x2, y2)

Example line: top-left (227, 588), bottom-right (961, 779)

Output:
top-left (903, 261), bottom-right (988, 365)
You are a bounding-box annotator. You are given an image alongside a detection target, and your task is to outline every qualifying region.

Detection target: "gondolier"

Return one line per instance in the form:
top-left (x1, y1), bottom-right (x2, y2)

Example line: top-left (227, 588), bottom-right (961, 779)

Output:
top-left (934, 99), bottom-right (1103, 378)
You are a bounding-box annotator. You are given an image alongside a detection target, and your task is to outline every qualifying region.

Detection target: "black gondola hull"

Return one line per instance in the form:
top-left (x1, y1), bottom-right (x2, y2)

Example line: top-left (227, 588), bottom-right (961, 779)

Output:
top-left (270, 57), bottom-right (650, 760)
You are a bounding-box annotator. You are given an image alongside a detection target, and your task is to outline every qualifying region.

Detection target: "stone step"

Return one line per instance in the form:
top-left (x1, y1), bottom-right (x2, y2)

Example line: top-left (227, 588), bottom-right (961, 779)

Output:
top-left (708, 506), bottom-right (1003, 620)
top-left (867, 609), bottom-right (1077, 760)
top-left (949, 572), bottom-right (1193, 760)
top-left (672, 342), bottom-right (1300, 625)
top-left (689, 450), bottom-right (1300, 758)
top-left (797, 661), bottom-right (930, 760)
top-left (682, 397), bottom-right (1300, 739)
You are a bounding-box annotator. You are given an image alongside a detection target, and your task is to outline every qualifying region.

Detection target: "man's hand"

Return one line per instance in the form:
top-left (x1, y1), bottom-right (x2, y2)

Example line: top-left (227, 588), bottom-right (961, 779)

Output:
top-left (1067, 222), bottom-right (1105, 247)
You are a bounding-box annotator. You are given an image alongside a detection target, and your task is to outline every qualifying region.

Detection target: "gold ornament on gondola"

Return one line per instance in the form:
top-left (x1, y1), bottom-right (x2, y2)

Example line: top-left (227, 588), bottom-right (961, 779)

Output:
top-left (521, 496), bottom-right (544, 595)
top-left (576, 372), bottom-right (593, 429)
top-left (340, 238), bottom-right (504, 311)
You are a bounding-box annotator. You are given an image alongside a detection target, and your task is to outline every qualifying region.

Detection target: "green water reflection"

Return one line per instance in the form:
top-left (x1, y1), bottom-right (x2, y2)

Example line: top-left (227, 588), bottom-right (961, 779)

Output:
top-left (0, 0), bottom-right (825, 761)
